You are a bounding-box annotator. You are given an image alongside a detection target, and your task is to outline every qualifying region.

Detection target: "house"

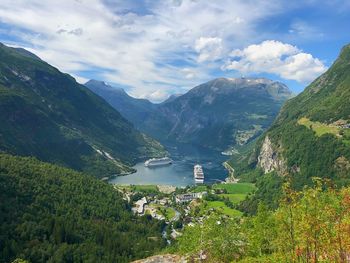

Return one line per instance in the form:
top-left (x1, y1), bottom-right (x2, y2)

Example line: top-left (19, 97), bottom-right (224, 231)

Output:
top-left (175, 192), bottom-right (207, 204)
top-left (132, 197), bottom-right (147, 214)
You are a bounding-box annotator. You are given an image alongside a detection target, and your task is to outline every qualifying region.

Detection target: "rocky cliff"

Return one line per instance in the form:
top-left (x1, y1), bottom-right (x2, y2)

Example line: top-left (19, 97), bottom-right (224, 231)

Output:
top-left (257, 136), bottom-right (288, 176)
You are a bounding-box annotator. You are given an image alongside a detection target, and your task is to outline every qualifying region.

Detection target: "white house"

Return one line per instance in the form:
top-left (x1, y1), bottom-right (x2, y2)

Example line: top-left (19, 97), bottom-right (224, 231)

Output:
top-left (132, 197), bottom-right (147, 214)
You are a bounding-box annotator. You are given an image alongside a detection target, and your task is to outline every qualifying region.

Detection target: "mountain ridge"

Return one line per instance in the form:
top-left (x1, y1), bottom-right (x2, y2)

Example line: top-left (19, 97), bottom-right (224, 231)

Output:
top-left (230, 43), bottom-right (350, 212)
top-left (86, 77), bottom-right (293, 152)
top-left (0, 43), bottom-right (165, 178)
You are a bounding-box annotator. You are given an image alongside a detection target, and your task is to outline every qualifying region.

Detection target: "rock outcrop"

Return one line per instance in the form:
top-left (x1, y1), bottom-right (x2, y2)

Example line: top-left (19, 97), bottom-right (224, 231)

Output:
top-left (132, 254), bottom-right (187, 263)
top-left (257, 136), bottom-right (287, 176)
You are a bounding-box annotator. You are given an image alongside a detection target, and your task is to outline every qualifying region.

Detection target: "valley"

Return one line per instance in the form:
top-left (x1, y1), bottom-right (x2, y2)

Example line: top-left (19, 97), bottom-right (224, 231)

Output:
top-left (86, 77), bottom-right (292, 152)
top-left (0, 3), bottom-right (350, 261)
top-left (109, 143), bottom-right (229, 186)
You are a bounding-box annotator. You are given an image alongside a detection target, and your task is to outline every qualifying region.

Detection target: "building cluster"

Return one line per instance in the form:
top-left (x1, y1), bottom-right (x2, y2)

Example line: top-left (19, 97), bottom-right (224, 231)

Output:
top-left (175, 192), bottom-right (207, 204)
top-left (132, 197), bottom-right (147, 214)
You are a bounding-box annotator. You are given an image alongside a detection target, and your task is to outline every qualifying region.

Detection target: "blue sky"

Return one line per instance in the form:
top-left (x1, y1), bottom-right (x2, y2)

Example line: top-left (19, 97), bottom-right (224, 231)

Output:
top-left (0, 0), bottom-right (349, 102)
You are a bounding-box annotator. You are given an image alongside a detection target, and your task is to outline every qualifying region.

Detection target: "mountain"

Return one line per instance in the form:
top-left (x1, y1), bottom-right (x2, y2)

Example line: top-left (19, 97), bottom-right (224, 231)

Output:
top-left (0, 153), bottom-right (165, 263)
top-left (231, 44), bottom-right (350, 212)
top-left (0, 43), bottom-right (164, 178)
top-left (86, 77), bottom-right (292, 152)
top-left (85, 80), bottom-right (156, 130)
top-left (160, 93), bottom-right (183, 105)
top-left (141, 78), bottom-right (293, 151)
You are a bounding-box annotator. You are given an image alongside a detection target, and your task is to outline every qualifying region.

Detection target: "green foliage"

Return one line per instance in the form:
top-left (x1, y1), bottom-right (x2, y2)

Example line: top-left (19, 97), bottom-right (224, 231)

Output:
top-left (198, 200), bottom-right (242, 217)
top-left (190, 185), bottom-right (208, 193)
top-left (229, 44), bottom-right (350, 213)
top-left (298, 117), bottom-right (341, 137)
top-left (265, 44), bottom-right (350, 181)
top-left (238, 172), bottom-right (283, 215)
top-left (0, 154), bottom-right (165, 263)
top-left (218, 193), bottom-right (246, 203)
top-left (173, 216), bottom-right (246, 262)
top-left (212, 183), bottom-right (256, 194)
top-left (242, 204), bottom-right (277, 257)
top-left (0, 43), bottom-right (164, 178)
top-left (174, 180), bottom-right (350, 262)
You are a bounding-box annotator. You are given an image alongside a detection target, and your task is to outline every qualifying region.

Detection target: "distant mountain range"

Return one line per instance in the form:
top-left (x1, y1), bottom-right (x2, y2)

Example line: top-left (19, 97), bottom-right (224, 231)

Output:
top-left (86, 77), bottom-right (293, 151)
top-left (0, 43), bottom-right (164, 178)
top-left (85, 79), bottom-right (157, 129)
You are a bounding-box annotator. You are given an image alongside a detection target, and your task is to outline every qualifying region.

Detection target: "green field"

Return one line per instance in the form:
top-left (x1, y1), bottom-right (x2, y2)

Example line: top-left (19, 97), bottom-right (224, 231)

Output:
top-left (165, 207), bottom-right (176, 220)
top-left (298, 118), bottom-right (350, 146)
top-left (116, 183), bottom-right (254, 218)
top-left (149, 204), bottom-right (176, 220)
top-left (193, 183), bottom-right (255, 217)
top-left (298, 117), bottom-right (340, 137)
top-left (203, 201), bottom-right (242, 217)
top-left (191, 185), bottom-right (208, 193)
top-left (218, 193), bottom-right (246, 203)
top-left (213, 183), bottom-right (256, 194)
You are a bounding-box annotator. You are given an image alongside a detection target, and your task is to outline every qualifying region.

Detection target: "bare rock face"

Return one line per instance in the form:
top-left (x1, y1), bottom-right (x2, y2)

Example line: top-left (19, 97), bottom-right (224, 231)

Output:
top-left (257, 136), bottom-right (287, 176)
top-left (132, 254), bottom-right (187, 263)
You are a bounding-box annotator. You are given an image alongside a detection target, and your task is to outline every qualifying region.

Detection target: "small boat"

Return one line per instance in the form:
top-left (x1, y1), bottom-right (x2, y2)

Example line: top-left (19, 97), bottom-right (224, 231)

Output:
top-left (194, 164), bottom-right (204, 184)
top-left (144, 157), bottom-right (172, 167)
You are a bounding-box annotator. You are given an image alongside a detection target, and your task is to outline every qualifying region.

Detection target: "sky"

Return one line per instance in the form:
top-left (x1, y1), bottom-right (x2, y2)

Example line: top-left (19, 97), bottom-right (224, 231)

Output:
top-left (0, 0), bottom-right (349, 102)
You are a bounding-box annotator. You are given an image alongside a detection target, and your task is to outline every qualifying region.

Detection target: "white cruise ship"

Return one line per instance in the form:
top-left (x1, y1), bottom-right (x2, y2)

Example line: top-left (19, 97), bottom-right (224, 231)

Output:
top-left (144, 157), bottom-right (172, 167)
top-left (194, 164), bottom-right (204, 184)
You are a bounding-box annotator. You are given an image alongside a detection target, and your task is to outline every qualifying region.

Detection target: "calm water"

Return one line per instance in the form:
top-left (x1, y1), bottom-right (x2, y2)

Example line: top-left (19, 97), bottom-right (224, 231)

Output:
top-left (109, 144), bottom-right (229, 187)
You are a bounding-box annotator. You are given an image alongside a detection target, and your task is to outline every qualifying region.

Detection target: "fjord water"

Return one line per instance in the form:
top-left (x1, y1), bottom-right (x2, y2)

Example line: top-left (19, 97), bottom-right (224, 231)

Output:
top-left (109, 143), bottom-right (229, 186)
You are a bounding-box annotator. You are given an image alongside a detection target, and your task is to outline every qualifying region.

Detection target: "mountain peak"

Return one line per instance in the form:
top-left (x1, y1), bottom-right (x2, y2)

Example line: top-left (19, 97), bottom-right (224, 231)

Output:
top-left (0, 43), bottom-right (41, 61)
top-left (191, 77), bottom-right (292, 102)
top-left (161, 93), bottom-right (183, 104)
top-left (330, 43), bottom-right (350, 70)
top-left (85, 79), bottom-right (125, 93)
top-left (204, 77), bottom-right (288, 89)
top-left (339, 43), bottom-right (350, 60)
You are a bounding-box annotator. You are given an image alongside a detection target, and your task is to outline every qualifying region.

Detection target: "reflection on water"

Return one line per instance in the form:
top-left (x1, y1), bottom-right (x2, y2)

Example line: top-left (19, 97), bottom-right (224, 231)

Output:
top-left (109, 143), bottom-right (228, 187)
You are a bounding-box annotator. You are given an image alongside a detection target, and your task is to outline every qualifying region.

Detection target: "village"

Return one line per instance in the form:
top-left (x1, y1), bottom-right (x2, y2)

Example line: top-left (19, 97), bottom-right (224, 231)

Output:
top-left (114, 182), bottom-right (255, 242)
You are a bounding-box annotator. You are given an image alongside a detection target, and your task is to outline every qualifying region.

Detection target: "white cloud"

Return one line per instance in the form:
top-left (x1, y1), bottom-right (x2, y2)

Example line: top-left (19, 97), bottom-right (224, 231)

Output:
top-left (223, 40), bottom-right (327, 83)
top-left (181, 68), bottom-right (196, 79)
top-left (71, 74), bottom-right (89, 84)
top-left (195, 37), bottom-right (223, 62)
top-left (0, 1), bottom-right (306, 100)
top-left (145, 89), bottom-right (169, 102)
top-left (288, 20), bottom-right (324, 39)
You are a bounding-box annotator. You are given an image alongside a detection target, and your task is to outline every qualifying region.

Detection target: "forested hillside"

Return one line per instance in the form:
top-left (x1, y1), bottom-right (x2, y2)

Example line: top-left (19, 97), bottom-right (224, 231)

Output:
top-left (0, 43), bottom-right (164, 178)
top-left (227, 44), bottom-right (350, 213)
top-left (0, 154), bottom-right (165, 263)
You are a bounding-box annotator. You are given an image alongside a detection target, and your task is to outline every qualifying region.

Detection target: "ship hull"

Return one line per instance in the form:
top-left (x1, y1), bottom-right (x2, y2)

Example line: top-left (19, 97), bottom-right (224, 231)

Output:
top-left (145, 161), bottom-right (172, 167)
top-left (195, 178), bottom-right (204, 184)
top-left (144, 158), bottom-right (172, 167)
top-left (193, 164), bottom-right (205, 184)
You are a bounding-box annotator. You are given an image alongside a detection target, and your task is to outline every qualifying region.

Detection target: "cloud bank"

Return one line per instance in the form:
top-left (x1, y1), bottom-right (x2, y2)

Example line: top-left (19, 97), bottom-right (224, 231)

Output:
top-left (0, 1), bottom-right (330, 101)
top-left (223, 40), bottom-right (326, 83)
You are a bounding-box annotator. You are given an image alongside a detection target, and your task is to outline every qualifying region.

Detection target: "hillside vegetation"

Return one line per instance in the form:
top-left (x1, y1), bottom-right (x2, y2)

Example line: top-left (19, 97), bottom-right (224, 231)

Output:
top-left (172, 179), bottom-right (350, 262)
top-left (0, 43), bottom-right (164, 178)
top-left (227, 44), bottom-right (350, 214)
top-left (0, 154), bottom-right (165, 263)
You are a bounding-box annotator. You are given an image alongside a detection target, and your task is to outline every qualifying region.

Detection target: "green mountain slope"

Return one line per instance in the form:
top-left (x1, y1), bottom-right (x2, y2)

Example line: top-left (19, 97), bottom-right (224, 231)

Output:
top-left (0, 43), bottom-right (164, 178)
top-left (142, 78), bottom-right (292, 151)
top-left (0, 153), bottom-right (165, 262)
top-left (231, 44), bottom-right (350, 212)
